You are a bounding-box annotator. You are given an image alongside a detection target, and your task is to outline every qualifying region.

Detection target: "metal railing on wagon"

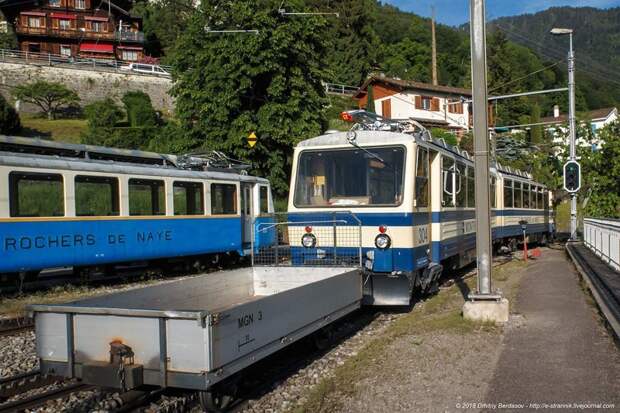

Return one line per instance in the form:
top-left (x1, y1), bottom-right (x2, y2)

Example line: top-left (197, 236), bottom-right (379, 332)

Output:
top-left (252, 211), bottom-right (363, 268)
top-left (583, 217), bottom-right (620, 272)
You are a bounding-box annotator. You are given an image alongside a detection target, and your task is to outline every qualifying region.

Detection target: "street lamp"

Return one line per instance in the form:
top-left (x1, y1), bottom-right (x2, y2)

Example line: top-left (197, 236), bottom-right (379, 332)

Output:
top-left (550, 27), bottom-right (578, 241)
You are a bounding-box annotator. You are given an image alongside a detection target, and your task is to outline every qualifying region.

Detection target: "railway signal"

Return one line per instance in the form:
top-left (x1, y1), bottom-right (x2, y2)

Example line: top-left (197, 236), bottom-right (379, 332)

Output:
top-left (248, 132), bottom-right (258, 148)
top-left (563, 160), bottom-right (581, 193)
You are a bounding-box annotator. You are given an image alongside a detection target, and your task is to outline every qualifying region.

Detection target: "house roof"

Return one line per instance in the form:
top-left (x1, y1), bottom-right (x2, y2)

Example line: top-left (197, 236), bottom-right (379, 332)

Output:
top-left (541, 107), bottom-right (617, 124)
top-left (355, 76), bottom-right (472, 98)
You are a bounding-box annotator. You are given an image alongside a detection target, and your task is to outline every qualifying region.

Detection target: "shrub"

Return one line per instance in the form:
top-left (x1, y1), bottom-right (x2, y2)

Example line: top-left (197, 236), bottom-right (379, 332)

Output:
top-left (121, 91), bottom-right (158, 127)
top-left (81, 126), bottom-right (157, 149)
top-left (84, 98), bottom-right (124, 129)
top-left (0, 94), bottom-right (20, 134)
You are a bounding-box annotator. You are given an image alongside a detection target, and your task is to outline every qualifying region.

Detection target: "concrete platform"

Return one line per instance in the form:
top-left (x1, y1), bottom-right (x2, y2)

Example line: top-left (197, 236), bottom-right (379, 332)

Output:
top-left (484, 247), bottom-right (620, 409)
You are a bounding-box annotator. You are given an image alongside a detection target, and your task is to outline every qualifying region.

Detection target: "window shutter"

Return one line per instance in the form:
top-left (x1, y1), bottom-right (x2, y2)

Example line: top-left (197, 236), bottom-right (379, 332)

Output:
top-left (431, 98), bottom-right (440, 111)
top-left (381, 99), bottom-right (392, 119)
top-left (415, 95), bottom-right (422, 109)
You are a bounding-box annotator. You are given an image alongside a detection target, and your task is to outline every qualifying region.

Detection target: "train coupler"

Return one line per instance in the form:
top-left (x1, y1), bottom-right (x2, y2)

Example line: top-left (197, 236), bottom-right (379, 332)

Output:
top-left (82, 341), bottom-right (143, 391)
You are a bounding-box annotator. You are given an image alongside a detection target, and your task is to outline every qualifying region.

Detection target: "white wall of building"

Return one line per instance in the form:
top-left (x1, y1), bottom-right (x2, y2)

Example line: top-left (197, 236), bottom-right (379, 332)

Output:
top-left (373, 91), bottom-right (470, 130)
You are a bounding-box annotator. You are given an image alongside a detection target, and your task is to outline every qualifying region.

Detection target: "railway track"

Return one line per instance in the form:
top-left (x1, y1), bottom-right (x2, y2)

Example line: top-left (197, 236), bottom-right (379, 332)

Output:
top-left (0, 317), bottom-right (33, 338)
top-left (0, 382), bottom-right (93, 412)
top-left (566, 243), bottom-right (620, 339)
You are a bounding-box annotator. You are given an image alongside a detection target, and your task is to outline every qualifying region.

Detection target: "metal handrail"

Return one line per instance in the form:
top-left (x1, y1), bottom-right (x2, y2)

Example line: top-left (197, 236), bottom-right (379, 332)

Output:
top-left (583, 217), bottom-right (620, 271)
top-left (0, 48), bottom-right (171, 77)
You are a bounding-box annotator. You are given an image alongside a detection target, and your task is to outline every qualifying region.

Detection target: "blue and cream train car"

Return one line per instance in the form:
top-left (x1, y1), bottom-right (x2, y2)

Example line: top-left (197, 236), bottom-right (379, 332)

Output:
top-left (0, 137), bottom-right (273, 279)
top-left (287, 126), bottom-right (551, 305)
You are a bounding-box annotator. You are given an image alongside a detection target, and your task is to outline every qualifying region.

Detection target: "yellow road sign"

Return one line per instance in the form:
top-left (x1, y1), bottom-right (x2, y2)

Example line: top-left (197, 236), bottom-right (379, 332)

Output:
top-left (248, 132), bottom-right (257, 148)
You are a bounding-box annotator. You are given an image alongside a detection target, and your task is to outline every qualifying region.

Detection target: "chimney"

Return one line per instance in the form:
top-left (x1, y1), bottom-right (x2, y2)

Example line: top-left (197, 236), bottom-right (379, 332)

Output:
top-left (553, 105), bottom-right (560, 118)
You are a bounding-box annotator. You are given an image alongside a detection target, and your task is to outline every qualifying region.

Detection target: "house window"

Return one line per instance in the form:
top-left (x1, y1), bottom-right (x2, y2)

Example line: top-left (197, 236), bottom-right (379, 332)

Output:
top-left (28, 17), bottom-right (42, 28)
top-left (74, 0), bottom-right (85, 9)
top-left (59, 19), bottom-right (71, 30)
top-left (416, 96), bottom-right (439, 111)
top-left (60, 45), bottom-right (71, 57)
top-left (381, 99), bottom-right (392, 119)
top-left (91, 21), bottom-right (104, 32)
top-left (121, 49), bottom-right (138, 61)
top-left (448, 102), bottom-right (464, 114)
top-left (49, 0), bottom-right (61, 6)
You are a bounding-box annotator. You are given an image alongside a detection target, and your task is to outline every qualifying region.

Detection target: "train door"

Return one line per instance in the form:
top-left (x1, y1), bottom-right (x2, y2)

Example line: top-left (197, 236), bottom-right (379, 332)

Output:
top-left (415, 146), bottom-right (432, 262)
top-left (241, 183), bottom-right (253, 247)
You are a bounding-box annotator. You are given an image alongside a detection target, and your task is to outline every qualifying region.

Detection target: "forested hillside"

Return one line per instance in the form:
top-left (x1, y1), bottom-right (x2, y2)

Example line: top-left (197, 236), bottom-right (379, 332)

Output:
top-left (490, 7), bottom-right (620, 110)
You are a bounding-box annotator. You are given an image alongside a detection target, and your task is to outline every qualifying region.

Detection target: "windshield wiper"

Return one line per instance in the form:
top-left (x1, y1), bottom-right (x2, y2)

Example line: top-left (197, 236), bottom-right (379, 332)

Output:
top-left (346, 130), bottom-right (387, 166)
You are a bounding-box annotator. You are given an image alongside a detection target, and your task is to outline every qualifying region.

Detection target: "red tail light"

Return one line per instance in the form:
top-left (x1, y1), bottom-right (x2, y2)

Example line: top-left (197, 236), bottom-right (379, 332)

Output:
top-left (340, 111), bottom-right (353, 122)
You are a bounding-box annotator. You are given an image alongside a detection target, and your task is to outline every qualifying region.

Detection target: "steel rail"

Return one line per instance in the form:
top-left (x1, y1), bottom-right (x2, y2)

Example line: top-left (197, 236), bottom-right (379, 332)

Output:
top-left (0, 383), bottom-right (94, 412)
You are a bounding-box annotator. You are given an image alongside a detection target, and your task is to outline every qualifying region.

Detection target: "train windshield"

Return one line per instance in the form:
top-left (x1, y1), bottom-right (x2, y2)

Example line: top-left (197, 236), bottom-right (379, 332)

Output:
top-left (294, 147), bottom-right (405, 207)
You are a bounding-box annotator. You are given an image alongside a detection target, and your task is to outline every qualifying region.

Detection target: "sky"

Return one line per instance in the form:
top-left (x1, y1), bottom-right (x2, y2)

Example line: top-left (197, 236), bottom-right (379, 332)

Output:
top-left (385, 0), bottom-right (620, 26)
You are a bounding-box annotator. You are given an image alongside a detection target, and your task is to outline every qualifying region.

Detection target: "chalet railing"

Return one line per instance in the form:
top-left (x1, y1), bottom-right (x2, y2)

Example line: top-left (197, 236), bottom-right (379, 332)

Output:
top-left (0, 48), bottom-right (171, 77)
top-left (15, 25), bottom-right (144, 43)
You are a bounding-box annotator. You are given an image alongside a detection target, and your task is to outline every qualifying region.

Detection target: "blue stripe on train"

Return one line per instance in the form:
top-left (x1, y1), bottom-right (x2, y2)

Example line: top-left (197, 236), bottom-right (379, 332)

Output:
top-left (290, 210), bottom-right (548, 227)
top-left (0, 218), bottom-right (244, 272)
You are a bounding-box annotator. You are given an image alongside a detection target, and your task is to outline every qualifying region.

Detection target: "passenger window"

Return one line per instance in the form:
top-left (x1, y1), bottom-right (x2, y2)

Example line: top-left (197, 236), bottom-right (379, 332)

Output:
top-left (211, 183), bottom-right (237, 215)
top-left (415, 147), bottom-right (429, 208)
top-left (490, 177), bottom-right (497, 208)
top-left (537, 188), bottom-right (543, 210)
top-left (466, 166), bottom-right (475, 208)
top-left (129, 178), bottom-right (165, 216)
top-left (173, 181), bottom-right (204, 216)
top-left (514, 182), bottom-right (523, 208)
top-left (503, 179), bottom-right (513, 208)
top-left (441, 157), bottom-right (455, 207)
top-left (75, 175), bottom-right (119, 216)
top-left (259, 186), bottom-right (269, 214)
top-left (456, 162), bottom-right (466, 208)
top-left (523, 184), bottom-right (530, 208)
top-left (9, 172), bottom-right (64, 217)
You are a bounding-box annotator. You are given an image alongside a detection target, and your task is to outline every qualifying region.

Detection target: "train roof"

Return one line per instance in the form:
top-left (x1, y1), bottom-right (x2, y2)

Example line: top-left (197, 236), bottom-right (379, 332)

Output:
top-left (298, 130), bottom-right (539, 184)
top-left (0, 136), bottom-right (268, 184)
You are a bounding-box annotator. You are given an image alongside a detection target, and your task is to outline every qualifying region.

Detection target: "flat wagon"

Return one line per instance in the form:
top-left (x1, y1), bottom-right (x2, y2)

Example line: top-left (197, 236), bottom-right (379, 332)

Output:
top-left (28, 213), bottom-right (363, 411)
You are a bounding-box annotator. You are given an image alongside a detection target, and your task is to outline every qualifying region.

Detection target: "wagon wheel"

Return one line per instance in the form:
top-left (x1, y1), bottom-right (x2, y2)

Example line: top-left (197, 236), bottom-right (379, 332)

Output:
top-left (198, 387), bottom-right (236, 413)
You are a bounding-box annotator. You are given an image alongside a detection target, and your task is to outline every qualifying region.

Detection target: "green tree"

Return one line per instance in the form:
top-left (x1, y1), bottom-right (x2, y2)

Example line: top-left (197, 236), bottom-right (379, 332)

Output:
top-left (172, 0), bottom-right (329, 194)
top-left (121, 91), bottom-right (158, 127)
top-left (580, 120), bottom-right (620, 218)
top-left (84, 98), bottom-right (124, 129)
top-left (0, 94), bottom-right (20, 134)
top-left (12, 81), bottom-right (79, 120)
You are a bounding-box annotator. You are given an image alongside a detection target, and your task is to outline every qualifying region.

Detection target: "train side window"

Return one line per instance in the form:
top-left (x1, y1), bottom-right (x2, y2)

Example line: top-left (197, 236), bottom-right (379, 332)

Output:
top-left (514, 182), bottom-right (523, 208)
top-left (503, 179), bottom-right (513, 208)
top-left (259, 185), bottom-right (269, 214)
top-left (75, 175), bottom-right (119, 216)
top-left (9, 172), bottom-right (64, 217)
top-left (129, 179), bottom-right (165, 216)
top-left (173, 181), bottom-right (204, 216)
top-left (415, 147), bottom-right (429, 208)
top-left (455, 162), bottom-right (466, 208)
top-left (211, 183), bottom-right (237, 215)
top-left (490, 177), bottom-right (497, 208)
top-left (537, 188), bottom-right (543, 209)
top-left (523, 183), bottom-right (530, 208)
top-left (466, 166), bottom-right (475, 208)
top-left (441, 157), bottom-right (455, 207)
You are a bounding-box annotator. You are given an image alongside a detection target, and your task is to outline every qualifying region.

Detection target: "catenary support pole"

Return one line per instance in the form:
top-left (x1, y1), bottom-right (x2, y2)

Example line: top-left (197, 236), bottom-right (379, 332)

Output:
top-left (468, 0), bottom-right (497, 299)
top-left (568, 33), bottom-right (577, 241)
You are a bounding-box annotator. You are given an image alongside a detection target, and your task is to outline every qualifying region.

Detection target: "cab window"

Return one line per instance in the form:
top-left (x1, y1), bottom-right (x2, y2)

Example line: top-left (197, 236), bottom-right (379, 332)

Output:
top-left (259, 186), bottom-right (269, 214)
top-left (415, 147), bottom-right (429, 208)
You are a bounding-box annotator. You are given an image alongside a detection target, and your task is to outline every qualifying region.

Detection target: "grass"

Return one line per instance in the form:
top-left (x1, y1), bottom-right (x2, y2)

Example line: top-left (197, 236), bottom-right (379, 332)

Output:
top-left (291, 259), bottom-right (525, 413)
top-left (19, 115), bottom-right (88, 144)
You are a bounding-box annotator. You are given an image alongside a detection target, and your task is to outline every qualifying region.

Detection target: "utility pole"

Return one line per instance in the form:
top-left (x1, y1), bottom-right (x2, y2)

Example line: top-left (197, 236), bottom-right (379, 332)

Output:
top-left (431, 6), bottom-right (438, 86)
top-left (551, 28), bottom-right (577, 240)
top-left (463, 0), bottom-right (508, 324)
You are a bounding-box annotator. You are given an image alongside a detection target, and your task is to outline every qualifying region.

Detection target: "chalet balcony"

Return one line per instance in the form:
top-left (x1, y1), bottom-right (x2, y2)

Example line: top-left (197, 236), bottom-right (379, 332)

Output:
top-left (15, 25), bottom-right (145, 43)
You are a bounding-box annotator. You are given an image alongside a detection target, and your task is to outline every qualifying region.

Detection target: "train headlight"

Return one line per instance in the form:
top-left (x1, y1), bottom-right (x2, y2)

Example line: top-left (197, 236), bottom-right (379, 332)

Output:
top-left (374, 234), bottom-right (391, 249)
top-left (301, 233), bottom-right (316, 248)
